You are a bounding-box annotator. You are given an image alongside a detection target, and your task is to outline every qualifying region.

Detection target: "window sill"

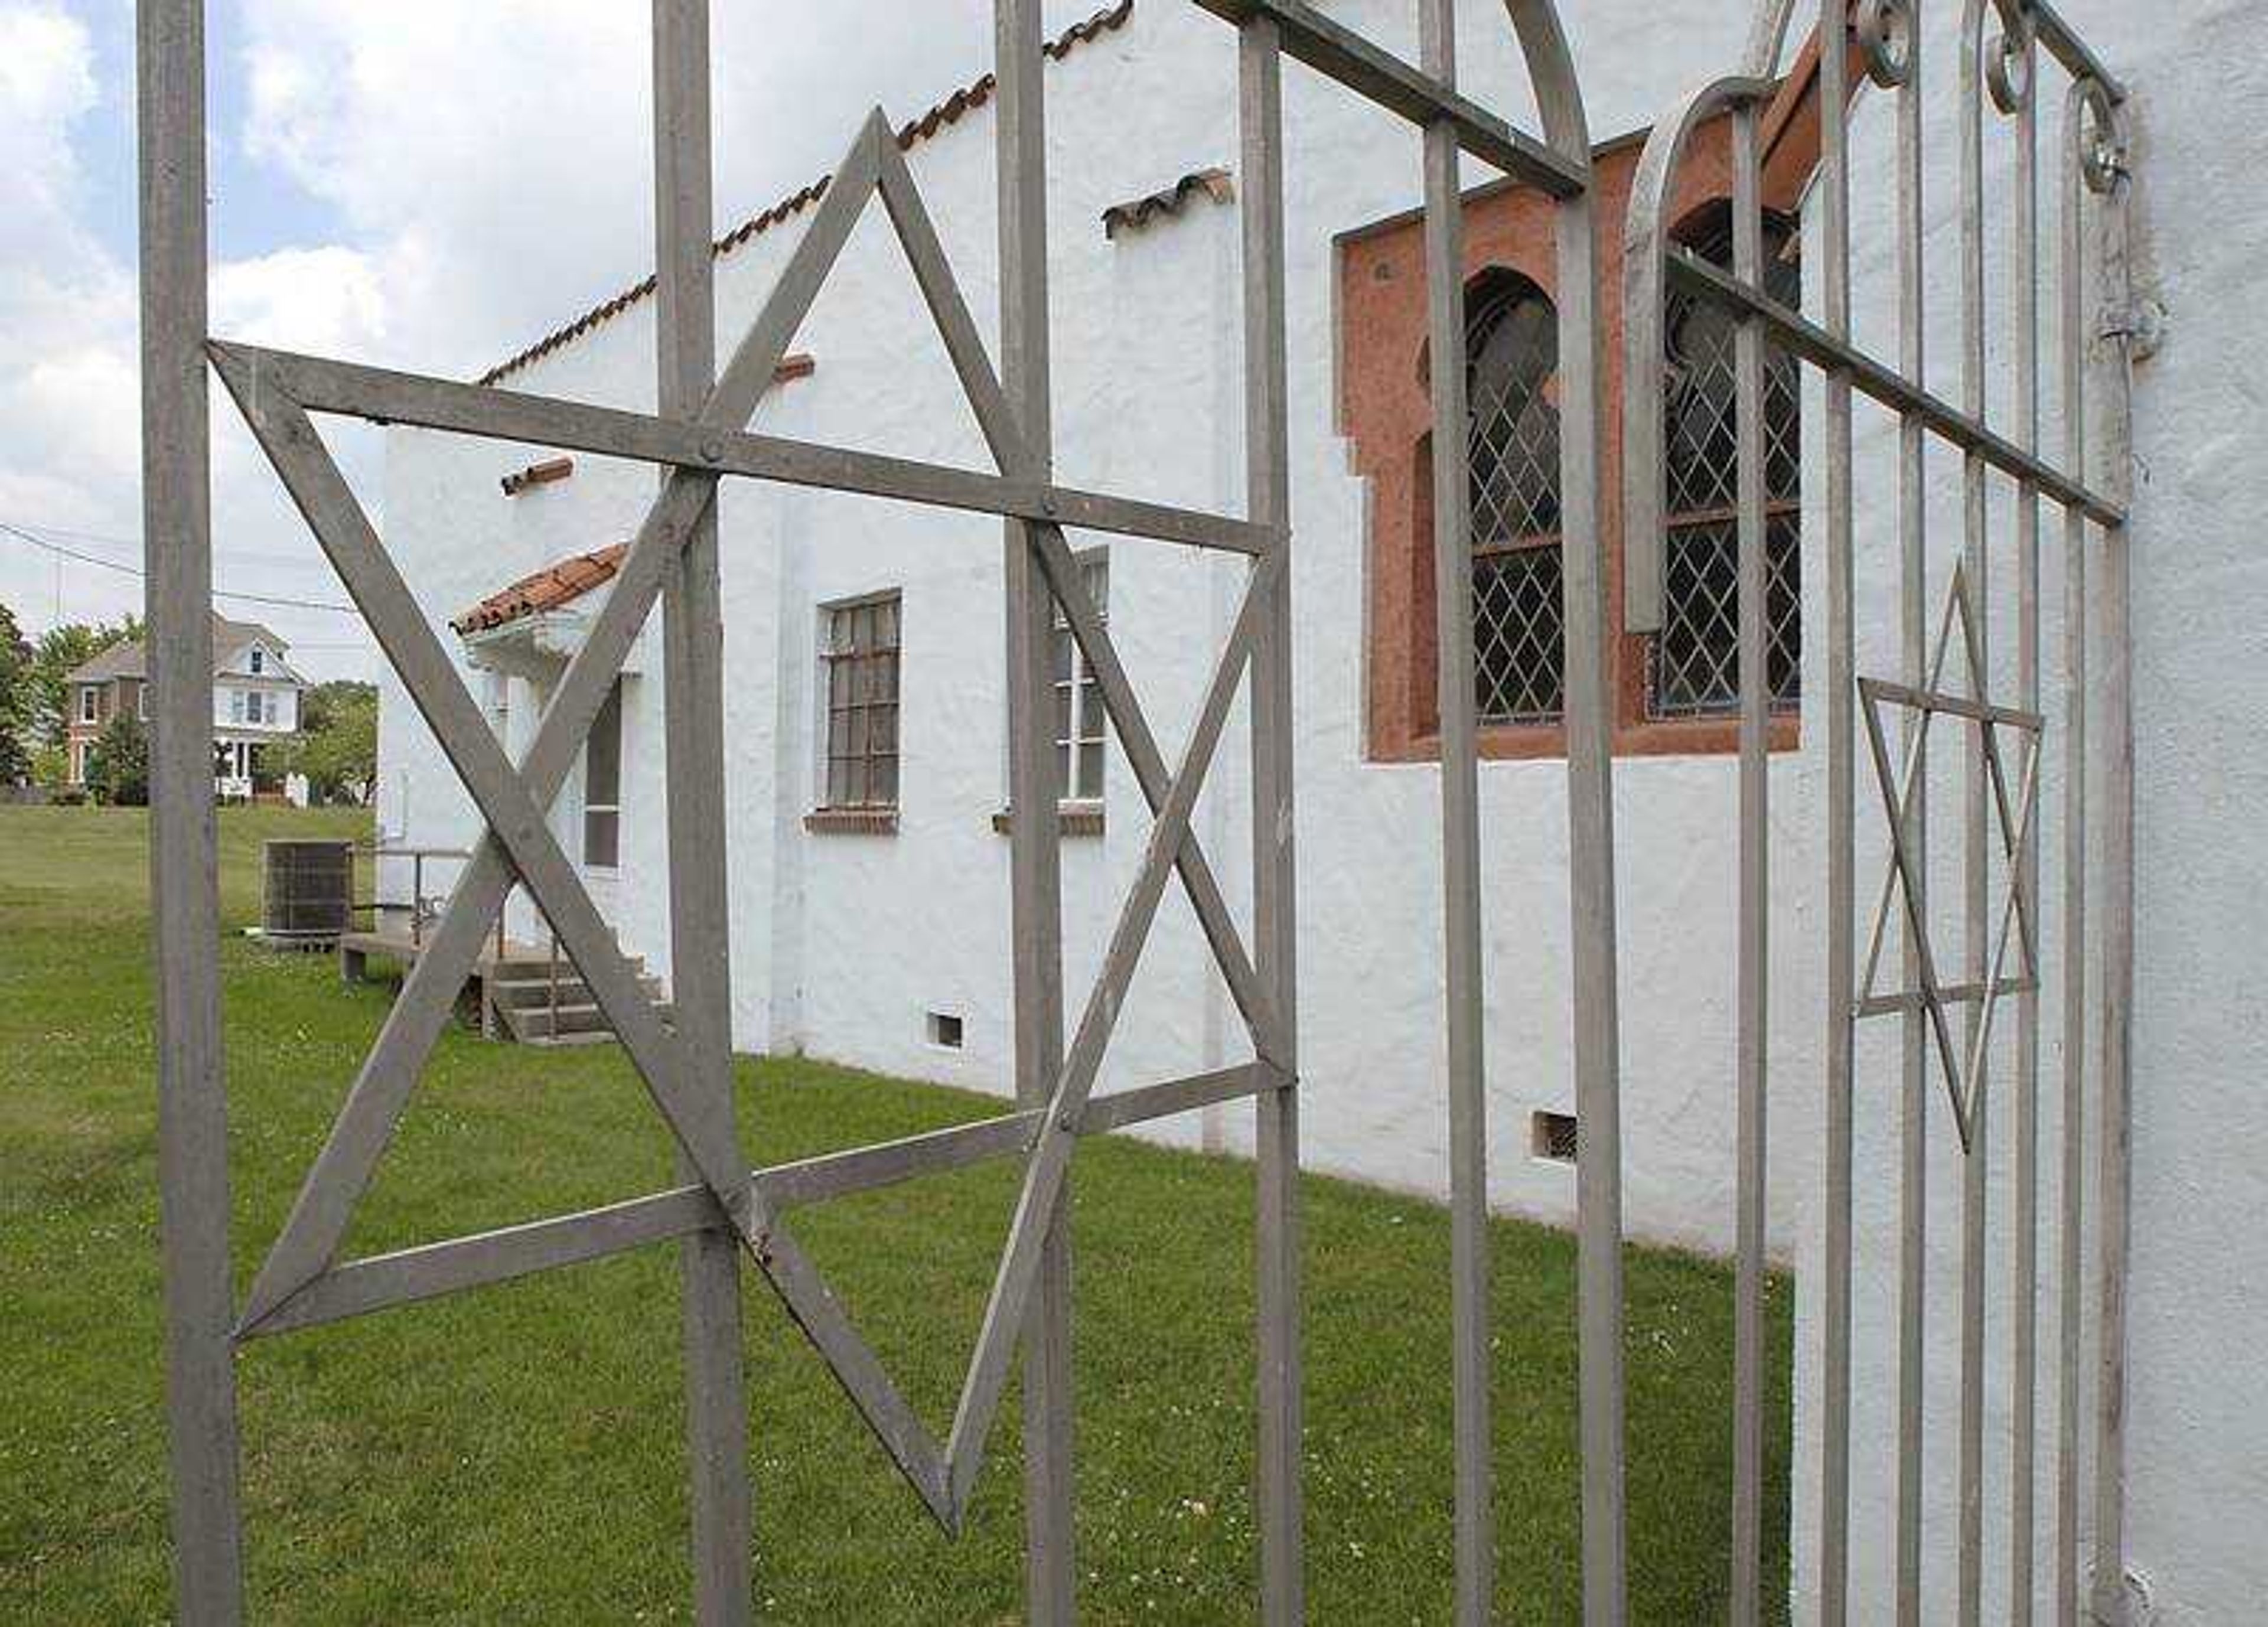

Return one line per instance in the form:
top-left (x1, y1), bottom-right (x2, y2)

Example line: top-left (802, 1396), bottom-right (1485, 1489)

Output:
top-left (991, 802), bottom-right (1105, 838)
top-left (1371, 710), bottom-right (1801, 764)
top-left (805, 807), bottom-right (900, 836)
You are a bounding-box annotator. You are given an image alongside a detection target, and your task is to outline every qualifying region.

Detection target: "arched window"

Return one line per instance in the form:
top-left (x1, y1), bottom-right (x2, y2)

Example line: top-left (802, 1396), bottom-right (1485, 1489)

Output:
top-left (1465, 270), bottom-right (1563, 724)
top-left (1653, 203), bottom-right (1803, 718)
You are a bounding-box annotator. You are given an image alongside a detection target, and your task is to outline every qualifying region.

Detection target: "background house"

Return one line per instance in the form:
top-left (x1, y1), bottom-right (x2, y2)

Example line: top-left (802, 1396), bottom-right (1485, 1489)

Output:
top-left (66, 612), bottom-right (305, 797)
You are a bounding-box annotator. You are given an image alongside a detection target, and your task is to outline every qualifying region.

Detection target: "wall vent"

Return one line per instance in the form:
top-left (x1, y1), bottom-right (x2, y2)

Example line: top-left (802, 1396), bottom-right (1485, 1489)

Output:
top-left (927, 1011), bottom-right (965, 1050)
top-left (1530, 1110), bottom-right (1578, 1165)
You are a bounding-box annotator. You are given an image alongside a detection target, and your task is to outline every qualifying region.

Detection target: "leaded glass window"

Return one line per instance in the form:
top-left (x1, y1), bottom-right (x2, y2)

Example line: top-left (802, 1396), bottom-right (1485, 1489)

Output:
top-left (1466, 270), bottom-right (1565, 725)
top-left (1651, 204), bottom-right (1803, 719)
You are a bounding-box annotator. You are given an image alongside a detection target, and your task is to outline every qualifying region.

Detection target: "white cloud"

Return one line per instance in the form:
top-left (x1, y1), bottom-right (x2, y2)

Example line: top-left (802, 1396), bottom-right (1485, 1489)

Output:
top-left (0, 1), bottom-right (97, 265)
top-left (2, 0), bottom-right (1110, 674)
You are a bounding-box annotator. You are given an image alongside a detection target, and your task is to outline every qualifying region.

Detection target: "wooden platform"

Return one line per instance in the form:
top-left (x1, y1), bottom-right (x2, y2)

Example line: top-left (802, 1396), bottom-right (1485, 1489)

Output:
top-left (338, 911), bottom-right (667, 1047)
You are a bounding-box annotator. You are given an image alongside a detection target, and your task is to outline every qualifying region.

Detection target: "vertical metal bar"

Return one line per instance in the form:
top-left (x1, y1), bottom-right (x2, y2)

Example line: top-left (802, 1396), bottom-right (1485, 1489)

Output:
top-left (1550, 92), bottom-right (1627, 1627)
top-left (1817, 1), bottom-right (1858, 1615)
top-left (140, 1), bottom-right (245, 1618)
top-left (1728, 96), bottom-right (1768, 1627)
top-left (2008, 32), bottom-right (2044, 1627)
top-left (652, 7), bottom-right (752, 1621)
top-left (1239, 19), bottom-right (1304, 1623)
top-left (2091, 102), bottom-right (2136, 1627)
top-left (1416, 4), bottom-right (1491, 1620)
top-left (1892, 27), bottom-right (1931, 1624)
top-left (2052, 80), bottom-right (2092, 1627)
top-left (995, 5), bottom-right (1076, 1617)
top-left (1958, 19), bottom-right (1992, 1621)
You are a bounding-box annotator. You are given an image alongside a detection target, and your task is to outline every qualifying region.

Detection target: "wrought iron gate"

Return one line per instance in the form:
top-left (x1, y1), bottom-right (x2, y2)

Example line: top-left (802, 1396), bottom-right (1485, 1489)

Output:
top-left (141, 0), bottom-right (2136, 1620)
top-left (138, 0), bottom-right (1625, 1621)
top-left (1620, 2), bottom-right (2137, 1622)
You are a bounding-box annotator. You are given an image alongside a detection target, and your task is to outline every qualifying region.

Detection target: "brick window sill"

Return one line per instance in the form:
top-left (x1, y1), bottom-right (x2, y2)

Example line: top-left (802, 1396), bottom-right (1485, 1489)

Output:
top-left (990, 802), bottom-right (1106, 838)
top-left (804, 807), bottom-right (899, 836)
top-left (1372, 711), bottom-right (1800, 764)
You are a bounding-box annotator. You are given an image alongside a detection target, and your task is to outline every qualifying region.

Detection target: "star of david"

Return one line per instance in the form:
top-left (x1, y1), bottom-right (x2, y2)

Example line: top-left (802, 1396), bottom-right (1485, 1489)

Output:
top-left (1853, 560), bottom-right (2043, 1155)
top-left (214, 110), bottom-right (1288, 1533)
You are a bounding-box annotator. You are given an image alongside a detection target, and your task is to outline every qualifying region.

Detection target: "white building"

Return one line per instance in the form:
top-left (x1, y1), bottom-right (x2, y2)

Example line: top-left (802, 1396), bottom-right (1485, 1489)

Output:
top-left (376, 4), bottom-right (2266, 1620)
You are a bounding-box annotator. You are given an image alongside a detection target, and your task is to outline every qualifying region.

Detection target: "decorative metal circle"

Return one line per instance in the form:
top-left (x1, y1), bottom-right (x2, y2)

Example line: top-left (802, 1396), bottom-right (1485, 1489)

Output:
top-left (1986, 5), bottom-right (2038, 114)
top-left (2077, 79), bottom-right (2126, 194)
top-left (1856, 0), bottom-right (1915, 90)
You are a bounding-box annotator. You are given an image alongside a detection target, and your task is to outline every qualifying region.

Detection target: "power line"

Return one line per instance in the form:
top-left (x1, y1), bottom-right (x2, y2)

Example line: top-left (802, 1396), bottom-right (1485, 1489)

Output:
top-left (0, 521), bottom-right (366, 617)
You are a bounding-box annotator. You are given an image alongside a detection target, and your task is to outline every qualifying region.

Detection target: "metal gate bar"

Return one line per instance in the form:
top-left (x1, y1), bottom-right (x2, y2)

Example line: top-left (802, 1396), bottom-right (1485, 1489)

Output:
top-left (994, 5), bottom-right (1076, 1613)
top-left (1233, 20), bottom-right (1305, 1623)
top-left (652, 9), bottom-right (753, 1616)
top-left (138, 2), bottom-right (243, 1616)
top-left (1622, 2), bottom-right (2136, 1623)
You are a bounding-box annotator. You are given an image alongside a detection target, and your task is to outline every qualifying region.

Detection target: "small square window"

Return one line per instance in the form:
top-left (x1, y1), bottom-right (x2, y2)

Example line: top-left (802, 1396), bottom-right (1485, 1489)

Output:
top-left (927, 1010), bottom-right (964, 1049)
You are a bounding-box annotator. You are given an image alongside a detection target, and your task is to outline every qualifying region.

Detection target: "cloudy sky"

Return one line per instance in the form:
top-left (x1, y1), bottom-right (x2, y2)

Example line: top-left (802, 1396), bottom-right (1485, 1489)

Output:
top-left (1, 1), bottom-right (1102, 680)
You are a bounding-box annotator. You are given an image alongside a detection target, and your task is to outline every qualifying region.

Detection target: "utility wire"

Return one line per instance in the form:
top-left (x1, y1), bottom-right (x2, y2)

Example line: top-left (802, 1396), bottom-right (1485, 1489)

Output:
top-left (0, 520), bottom-right (366, 617)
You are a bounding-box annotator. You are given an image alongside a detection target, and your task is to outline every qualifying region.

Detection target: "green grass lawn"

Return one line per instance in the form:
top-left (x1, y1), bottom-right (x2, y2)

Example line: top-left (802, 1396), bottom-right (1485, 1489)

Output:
top-left (0, 804), bottom-right (1789, 1623)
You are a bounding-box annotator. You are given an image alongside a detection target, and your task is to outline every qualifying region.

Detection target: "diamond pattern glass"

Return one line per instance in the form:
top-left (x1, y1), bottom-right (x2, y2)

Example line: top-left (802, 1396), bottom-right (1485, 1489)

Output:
top-left (1474, 544), bottom-right (1566, 722)
top-left (1650, 513), bottom-right (1803, 717)
top-left (1465, 272), bottom-right (1563, 724)
top-left (1653, 204), bottom-right (1803, 720)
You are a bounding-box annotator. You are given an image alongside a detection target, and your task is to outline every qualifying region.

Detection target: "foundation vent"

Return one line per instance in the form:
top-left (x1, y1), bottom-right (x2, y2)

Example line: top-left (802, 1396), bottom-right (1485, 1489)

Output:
top-left (1530, 1110), bottom-right (1578, 1165)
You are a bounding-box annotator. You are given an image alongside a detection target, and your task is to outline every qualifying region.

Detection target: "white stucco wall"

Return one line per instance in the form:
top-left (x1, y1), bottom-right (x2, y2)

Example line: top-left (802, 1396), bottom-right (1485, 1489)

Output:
top-left (384, 0), bottom-right (1803, 1249)
top-left (378, 2), bottom-right (2265, 1618)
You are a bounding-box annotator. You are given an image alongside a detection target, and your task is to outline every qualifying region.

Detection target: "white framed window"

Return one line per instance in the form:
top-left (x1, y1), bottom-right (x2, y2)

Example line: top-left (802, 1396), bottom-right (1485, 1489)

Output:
top-left (245, 690), bottom-right (266, 725)
top-left (248, 645), bottom-right (266, 675)
top-left (1050, 551), bottom-right (1109, 801)
top-left (227, 689), bottom-right (243, 724)
top-left (79, 686), bottom-right (97, 724)
top-left (819, 592), bottom-right (901, 810)
top-left (582, 677), bottom-right (623, 869)
top-left (136, 684), bottom-right (146, 720)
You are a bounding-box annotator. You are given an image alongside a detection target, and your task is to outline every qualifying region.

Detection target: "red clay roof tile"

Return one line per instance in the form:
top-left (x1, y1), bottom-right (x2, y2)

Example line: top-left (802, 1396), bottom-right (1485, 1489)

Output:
top-left (1101, 167), bottom-right (1234, 237)
top-left (451, 542), bottom-right (630, 635)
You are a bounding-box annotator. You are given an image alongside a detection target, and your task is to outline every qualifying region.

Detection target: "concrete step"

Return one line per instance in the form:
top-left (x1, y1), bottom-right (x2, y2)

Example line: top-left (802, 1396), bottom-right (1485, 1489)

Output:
top-left (504, 1000), bottom-right (674, 1040)
top-left (487, 949), bottom-right (646, 979)
top-left (516, 1029), bottom-right (624, 1049)
top-left (489, 971), bottom-right (664, 1009)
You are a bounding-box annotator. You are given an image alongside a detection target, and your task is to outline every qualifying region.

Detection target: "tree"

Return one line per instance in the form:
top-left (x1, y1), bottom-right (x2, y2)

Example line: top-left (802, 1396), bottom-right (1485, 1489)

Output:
top-left (85, 711), bottom-right (149, 806)
top-left (26, 615), bottom-right (140, 745)
top-left (282, 679), bottom-right (377, 804)
top-left (0, 601), bottom-right (30, 784)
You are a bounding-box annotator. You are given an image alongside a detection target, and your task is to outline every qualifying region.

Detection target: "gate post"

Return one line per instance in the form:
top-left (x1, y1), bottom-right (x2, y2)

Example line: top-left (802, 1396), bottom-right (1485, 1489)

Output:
top-left (1236, 18), bottom-right (1305, 1623)
top-left (138, 0), bottom-right (245, 1619)
top-left (995, 4), bottom-right (1078, 1618)
top-left (651, 4), bottom-right (756, 1619)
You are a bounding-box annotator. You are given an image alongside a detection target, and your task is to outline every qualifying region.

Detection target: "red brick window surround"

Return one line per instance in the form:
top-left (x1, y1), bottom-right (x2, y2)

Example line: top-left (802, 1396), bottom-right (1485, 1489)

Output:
top-left (1342, 37), bottom-right (1836, 764)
